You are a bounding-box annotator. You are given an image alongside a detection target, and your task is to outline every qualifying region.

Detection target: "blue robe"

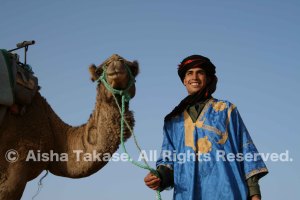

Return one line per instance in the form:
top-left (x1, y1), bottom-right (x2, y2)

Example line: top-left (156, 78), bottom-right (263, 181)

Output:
top-left (156, 98), bottom-right (268, 200)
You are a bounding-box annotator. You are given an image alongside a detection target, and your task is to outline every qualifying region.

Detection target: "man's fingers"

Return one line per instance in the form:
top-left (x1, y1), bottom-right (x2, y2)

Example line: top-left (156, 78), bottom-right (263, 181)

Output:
top-left (144, 173), bottom-right (159, 182)
top-left (149, 185), bottom-right (160, 191)
top-left (144, 173), bottom-right (161, 189)
top-left (144, 172), bottom-right (161, 191)
top-left (148, 179), bottom-right (160, 190)
top-left (146, 177), bottom-right (160, 186)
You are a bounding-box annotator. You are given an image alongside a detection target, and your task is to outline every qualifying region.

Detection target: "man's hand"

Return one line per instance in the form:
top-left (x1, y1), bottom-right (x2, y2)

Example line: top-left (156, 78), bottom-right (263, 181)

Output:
top-left (251, 195), bottom-right (261, 200)
top-left (144, 172), bottom-right (161, 190)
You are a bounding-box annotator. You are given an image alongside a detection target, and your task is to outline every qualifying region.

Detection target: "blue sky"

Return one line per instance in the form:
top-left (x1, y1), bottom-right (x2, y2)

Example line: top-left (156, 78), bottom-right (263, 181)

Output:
top-left (1, 0), bottom-right (299, 199)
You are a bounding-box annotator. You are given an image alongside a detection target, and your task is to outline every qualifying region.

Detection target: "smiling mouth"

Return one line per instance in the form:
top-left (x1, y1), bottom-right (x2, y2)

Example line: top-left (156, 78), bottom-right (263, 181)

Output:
top-left (190, 82), bottom-right (201, 86)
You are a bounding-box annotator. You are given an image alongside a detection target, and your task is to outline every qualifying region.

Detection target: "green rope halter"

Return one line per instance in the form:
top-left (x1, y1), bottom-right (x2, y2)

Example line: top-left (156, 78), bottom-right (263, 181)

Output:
top-left (98, 66), bottom-right (133, 102)
top-left (97, 62), bottom-right (162, 200)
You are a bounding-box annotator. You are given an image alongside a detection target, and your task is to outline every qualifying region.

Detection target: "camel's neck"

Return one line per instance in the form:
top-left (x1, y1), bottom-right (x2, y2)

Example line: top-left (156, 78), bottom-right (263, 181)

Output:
top-left (47, 85), bottom-right (134, 178)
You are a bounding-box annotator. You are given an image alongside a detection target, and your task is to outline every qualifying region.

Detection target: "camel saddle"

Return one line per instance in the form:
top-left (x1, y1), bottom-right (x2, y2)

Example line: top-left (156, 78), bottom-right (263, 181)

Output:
top-left (0, 49), bottom-right (38, 123)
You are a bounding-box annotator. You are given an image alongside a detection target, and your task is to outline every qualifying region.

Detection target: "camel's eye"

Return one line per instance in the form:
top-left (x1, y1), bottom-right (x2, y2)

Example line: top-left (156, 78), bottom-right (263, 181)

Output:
top-left (95, 68), bottom-right (103, 76)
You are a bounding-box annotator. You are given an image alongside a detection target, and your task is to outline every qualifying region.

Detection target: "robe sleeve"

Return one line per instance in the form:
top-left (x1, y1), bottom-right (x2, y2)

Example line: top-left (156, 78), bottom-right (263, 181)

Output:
top-left (156, 121), bottom-right (175, 169)
top-left (229, 106), bottom-right (268, 180)
top-left (156, 121), bottom-right (175, 190)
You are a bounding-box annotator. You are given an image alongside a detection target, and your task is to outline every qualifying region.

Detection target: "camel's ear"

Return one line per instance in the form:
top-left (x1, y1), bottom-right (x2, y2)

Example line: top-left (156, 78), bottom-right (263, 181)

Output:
top-left (128, 60), bottom-right (139, 77)
top-left (89, 64), bottom-right (103, 82)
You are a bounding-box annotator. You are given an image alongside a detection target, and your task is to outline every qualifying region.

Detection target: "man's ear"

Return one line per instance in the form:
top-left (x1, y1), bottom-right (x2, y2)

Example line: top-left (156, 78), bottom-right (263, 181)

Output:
top-left (89, 64), bottom-right (103, 82)
top-left (128, 60), bottom-right (140, 77)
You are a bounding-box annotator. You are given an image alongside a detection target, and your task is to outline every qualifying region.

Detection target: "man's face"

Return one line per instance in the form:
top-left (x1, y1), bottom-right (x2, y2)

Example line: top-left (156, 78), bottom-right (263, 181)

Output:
top-left (183, 67), bottom-right (207, 95)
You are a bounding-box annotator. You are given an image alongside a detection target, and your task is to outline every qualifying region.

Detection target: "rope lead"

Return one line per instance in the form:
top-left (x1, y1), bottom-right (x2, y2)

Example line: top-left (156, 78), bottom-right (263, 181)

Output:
top-left (98, 64), bottom-right (162, 200)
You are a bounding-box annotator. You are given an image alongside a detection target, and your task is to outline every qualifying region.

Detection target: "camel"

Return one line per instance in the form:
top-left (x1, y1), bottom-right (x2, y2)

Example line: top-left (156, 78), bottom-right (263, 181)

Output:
top-left (0, 54), bottom-right (139, 200)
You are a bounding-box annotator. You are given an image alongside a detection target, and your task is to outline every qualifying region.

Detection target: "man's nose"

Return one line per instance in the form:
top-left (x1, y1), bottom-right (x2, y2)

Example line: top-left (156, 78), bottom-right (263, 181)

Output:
top-left (192, 72), bottom-right (198, 79)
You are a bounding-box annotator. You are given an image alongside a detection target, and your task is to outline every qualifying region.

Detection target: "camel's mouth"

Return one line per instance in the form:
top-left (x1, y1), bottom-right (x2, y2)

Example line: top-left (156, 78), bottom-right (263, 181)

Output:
top-left (106, 72), bottom-right (128, 81)
top-left (106, 71), bottom-right (125, 76)
top-left (106, 66), bottom-right (127, 77)
top-left (106, 71), bottom-right (129, 89)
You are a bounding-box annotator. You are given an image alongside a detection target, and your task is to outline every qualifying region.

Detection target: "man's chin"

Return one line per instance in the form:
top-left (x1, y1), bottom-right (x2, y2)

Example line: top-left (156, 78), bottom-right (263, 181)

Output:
top-left (189, 89), bottom-right (203, 95)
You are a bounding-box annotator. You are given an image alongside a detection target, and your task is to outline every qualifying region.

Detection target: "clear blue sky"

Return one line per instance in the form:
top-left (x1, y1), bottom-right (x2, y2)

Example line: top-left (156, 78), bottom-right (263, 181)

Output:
top-left (1, 0), bottom-right (299, 199)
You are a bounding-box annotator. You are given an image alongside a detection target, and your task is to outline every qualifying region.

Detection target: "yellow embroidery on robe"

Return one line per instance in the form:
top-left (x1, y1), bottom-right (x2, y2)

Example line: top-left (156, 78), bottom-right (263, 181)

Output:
top-left (201, 124), bottom-right (228, 144)
top-left (202, 124), bottom-right (223, 136)
top-left (217, 104), bottom-right (236, 144)
top-left (184, 99), bottom-right (218, 150)
top-left (184, 111), bottom-right (198, 151)
top-left (213, 104), bottom-right (235, 144)
top-left (212, 101), bottom-right (227, 112)
top-left (217, 133), bottom-right (228, 144)
top-left (197, 136), bottom-right (212, 153)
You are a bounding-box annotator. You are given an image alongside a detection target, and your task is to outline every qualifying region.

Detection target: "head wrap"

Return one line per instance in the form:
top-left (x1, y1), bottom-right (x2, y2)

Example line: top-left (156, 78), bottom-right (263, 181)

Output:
top-left (178, 55), bottom-right (216, 83)
top-left (164, 54), bottom-right (218, 121)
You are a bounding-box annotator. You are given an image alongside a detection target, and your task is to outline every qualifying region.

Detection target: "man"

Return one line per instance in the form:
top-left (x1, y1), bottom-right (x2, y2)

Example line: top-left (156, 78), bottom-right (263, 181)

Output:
top-left (144, 55), bottom-right (268, 200)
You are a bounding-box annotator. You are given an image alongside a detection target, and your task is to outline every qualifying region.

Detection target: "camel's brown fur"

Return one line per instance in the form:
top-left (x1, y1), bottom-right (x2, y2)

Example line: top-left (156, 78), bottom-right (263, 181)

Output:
top-left (0, 54), bottom-right (139, 200)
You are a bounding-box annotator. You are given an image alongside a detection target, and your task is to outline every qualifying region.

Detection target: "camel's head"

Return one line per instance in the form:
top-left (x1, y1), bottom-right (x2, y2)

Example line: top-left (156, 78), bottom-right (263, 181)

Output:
top-left (89, 54), bottom-right (139, 99)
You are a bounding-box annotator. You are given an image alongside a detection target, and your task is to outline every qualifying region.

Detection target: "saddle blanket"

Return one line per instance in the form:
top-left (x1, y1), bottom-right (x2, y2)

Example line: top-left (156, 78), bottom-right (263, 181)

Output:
top-left (0, 49), bottom-right (16, 106)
